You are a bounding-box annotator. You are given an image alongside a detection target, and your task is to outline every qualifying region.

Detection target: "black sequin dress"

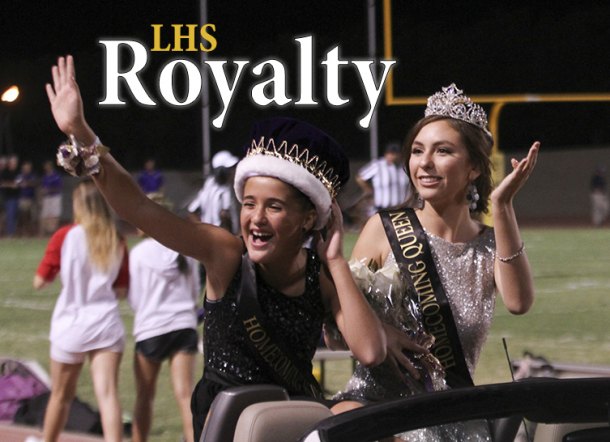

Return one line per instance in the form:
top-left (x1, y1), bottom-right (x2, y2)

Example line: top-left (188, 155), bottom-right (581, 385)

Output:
top-left (191, 249), bottom-right (325, 438)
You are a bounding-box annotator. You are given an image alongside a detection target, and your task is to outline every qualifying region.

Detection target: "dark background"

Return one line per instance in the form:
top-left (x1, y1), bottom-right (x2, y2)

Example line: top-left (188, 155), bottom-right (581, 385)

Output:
top-left (1, 0), bottom-right (610, 172)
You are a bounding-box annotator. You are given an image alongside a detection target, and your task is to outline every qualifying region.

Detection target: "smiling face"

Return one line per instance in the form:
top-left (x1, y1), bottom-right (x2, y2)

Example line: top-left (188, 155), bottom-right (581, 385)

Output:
top-left (408, 119), bottom-right (480, 211)
top-left (240, 176), bottom-right (316, 265)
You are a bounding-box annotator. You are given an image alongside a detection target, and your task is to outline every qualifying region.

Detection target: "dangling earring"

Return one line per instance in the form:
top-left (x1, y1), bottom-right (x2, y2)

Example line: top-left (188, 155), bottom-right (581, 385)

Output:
top-left (467, 183), bottom-right (480, 211)
top-left (412, 191), bottom-right (424, 209)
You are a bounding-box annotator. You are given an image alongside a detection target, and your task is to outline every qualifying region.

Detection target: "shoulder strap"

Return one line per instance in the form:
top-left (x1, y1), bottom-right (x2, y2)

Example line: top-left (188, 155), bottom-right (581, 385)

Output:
top-left (379, 208), bottom-right (474, 388)
top-left (236, 254), bottom-right (324, 398)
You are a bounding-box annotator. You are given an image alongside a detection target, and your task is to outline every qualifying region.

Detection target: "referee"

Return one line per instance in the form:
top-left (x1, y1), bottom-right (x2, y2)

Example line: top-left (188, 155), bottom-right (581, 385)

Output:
top-left (187, 151), bottom-right (239, 233)
top-left (356, 142), bottom-right (411, 215)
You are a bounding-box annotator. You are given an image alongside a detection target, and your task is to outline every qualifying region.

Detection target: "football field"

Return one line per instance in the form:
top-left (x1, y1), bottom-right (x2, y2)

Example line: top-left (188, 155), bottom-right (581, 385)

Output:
top-left (1, 227), bottom-right (609, 440)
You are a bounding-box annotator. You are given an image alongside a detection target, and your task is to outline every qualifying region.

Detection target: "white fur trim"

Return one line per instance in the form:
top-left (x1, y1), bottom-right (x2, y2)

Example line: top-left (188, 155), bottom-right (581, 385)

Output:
top-left (234, 155), bottom-right (331, 229)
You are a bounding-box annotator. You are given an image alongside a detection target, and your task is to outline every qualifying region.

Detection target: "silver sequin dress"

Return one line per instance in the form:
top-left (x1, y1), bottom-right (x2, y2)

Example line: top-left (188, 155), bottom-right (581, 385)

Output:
top-left (335, 226), bottom-right (496, 441)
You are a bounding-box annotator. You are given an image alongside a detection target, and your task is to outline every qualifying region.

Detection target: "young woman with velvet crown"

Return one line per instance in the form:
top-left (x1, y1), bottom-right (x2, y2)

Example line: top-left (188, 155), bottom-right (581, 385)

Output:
top-left (46, 55), bottom-right (386, 441)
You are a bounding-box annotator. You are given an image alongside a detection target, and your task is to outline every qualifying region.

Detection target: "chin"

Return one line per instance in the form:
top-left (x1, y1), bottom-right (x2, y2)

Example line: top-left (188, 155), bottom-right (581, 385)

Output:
top-left (245, 246), bottom-right (273, 264)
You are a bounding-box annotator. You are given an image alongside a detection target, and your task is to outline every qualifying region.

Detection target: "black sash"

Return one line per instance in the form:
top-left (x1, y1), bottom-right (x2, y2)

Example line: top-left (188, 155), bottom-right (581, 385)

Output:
top-left (379, 208), bottom-right (474, 388)
top-left (236, 254), bottom-right (324, 399)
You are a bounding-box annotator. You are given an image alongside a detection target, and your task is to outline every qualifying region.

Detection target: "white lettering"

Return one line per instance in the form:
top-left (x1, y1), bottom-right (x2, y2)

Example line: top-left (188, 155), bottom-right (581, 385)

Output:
top-left (294, 36), bottom-right (317, 105)
top-left (321, 46), bottom-right (349, 106)
top-left (352, 60), bottom-right (396, 128)
top-left (98, 35), bottom-right (397, 129)
top-left (99, 40), bottom-right (156, 106)
top-left (159, 59), bottom-right (202, 105)
top-left (251, 60), bottom-right (291, 106)
top-left (207, 60), bottom-right (249, 128)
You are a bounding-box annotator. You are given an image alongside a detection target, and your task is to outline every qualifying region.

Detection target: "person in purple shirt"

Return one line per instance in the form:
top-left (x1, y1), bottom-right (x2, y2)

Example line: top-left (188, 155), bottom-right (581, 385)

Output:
top-left (137, 158), bottom-right (164, 195)
top-left (39, 160), bottom-right (63, 236)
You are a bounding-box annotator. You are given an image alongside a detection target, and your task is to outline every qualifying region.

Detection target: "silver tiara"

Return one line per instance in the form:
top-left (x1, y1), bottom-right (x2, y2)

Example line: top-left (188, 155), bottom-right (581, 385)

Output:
top-left (247, 137), bottom-right (342, 198)
top-left (425, 83), bottom-right (491, 137)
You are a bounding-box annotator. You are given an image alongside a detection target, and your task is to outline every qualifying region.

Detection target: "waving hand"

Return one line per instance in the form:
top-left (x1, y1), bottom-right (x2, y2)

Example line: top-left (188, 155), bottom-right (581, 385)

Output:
top-left (45, 55), bottom-right (94, 143)
top-left (491, 141), bottom-right (540, 205)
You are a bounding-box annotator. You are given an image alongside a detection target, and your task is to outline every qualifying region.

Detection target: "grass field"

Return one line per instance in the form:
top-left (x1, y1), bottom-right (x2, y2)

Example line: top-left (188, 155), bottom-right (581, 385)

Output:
top-left (1, 227), bottom-right (610, 440)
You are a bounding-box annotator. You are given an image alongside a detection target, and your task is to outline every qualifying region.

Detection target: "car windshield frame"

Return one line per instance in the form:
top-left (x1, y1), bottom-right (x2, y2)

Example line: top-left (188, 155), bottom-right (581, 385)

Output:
top-left (302, 377), bottom-right (610, 442)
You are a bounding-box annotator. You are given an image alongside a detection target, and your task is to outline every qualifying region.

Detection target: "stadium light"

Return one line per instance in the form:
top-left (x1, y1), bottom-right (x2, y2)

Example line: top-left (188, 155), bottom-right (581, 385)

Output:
top-left (1, 85), bottom-right (20, 103)
top-left (1, 85), bottom-right (20, 156)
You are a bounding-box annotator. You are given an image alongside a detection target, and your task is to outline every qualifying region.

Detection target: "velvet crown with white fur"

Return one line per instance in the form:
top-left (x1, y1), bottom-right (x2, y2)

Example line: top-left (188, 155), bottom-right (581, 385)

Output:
top-left (234, 118), bottom-right (350, 230)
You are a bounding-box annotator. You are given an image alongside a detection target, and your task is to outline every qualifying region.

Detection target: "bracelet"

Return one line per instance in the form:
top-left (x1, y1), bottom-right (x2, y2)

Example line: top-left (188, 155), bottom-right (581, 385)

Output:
top-left (56, 135), bottom-right (110, 177)
top-left (497, 242), bottom-right (525, 263)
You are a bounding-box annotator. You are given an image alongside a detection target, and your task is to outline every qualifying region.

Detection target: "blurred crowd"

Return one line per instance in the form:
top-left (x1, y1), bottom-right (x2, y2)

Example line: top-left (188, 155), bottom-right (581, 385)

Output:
top-left (0, 155), bottom-right (64, 238)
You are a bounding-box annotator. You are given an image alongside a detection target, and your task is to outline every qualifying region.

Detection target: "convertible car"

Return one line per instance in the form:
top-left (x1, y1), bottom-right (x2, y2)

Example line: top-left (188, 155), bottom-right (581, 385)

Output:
top-left (199, 357), bottom-right (610, 442)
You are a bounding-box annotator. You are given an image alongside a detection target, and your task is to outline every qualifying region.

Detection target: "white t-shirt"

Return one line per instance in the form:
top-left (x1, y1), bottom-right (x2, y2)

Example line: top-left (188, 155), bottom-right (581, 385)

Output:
top-left (50, 225), bottom-right (125, 352)
top-left (128, 238), bottom-right (200, 342)
top-left (188, 176), bottom-right (233, 227)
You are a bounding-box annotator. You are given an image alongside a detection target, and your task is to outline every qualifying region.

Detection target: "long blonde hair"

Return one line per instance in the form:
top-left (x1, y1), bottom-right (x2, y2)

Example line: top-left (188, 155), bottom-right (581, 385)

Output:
top-left (72, 181), bottom-right (121, 271)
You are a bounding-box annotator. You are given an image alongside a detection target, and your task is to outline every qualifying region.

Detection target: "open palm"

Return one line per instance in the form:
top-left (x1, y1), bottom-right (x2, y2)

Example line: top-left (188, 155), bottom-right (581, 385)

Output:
top-left (316, 200), bottom-right (344, 263)
top-left (45, 55), bottom-right (86, 137)
top-left (491, 141), bottom-right (540, 205)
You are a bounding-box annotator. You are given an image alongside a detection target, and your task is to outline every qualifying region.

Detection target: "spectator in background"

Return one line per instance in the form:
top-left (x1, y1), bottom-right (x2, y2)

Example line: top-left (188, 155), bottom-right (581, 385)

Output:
top-left (137, 158), bottom-right (164, 196)
top-left (187, 150), bottom-right (239, 233)
top-left (356, 142), bottom-right (412, 217)
top-left (33, 181), bottom-right (129, 442)
top-left (590, 166), bottom-right (609, 226)
top-left (17, 160), bottom-right (38, 237)
top-left (356, 142), bottom-right (410, 215)
top-left (128, 195), bottom-right (200, 442)
top-left (0, 154), bottom-right (20, 237)
top-left (39, 160), bottom-right (64, 236)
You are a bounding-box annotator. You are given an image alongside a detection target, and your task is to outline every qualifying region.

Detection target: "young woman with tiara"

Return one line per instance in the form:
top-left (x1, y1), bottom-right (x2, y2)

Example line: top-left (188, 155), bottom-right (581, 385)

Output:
top-left (328, 84), bottom-right (539, 441)
top-left (45, 55), bottom-right (386, 441)
top-left (33, 180), bottom-right (129, 442)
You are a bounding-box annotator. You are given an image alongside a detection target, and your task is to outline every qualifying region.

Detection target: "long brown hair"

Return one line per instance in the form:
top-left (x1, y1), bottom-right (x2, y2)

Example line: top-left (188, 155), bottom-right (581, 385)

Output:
top-left (72, 181), bottom-right (121, 271)
top-left (402, 115), bottom-right (494, 213)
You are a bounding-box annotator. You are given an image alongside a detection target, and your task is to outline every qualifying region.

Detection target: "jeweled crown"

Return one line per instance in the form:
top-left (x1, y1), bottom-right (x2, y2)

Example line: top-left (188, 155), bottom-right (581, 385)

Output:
top-left (247, 136), bottom-right (342, 198)
top-left (425, 83), bottom-right (491, 137)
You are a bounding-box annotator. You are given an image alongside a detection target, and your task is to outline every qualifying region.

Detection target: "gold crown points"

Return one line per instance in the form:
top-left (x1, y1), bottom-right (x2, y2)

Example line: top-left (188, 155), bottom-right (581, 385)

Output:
top-left (425, 83), bottom-right (491, 136)
top-left (248, 137), bottom-right (341, 198)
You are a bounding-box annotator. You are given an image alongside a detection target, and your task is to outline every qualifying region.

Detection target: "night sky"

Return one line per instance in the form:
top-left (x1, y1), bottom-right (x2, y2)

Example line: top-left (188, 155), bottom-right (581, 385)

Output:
top-left (2, 0), bottom-right (610, 172)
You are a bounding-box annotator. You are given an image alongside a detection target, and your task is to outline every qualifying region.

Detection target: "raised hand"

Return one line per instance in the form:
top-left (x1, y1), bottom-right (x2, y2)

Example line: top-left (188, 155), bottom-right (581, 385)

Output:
top-left (45, 55), bottom-right (92, 142)
top-left (491, 141), bottom-right (540, 205)
top-left (315, 200), bottom-right (345, 264)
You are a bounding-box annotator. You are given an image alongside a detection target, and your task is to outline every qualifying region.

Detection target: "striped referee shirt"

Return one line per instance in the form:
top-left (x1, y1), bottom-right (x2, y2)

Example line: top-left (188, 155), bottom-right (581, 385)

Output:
top-left (188, 176), bottom-right (233, 228)
top-left (358, 158), bottom-right (411, 209)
